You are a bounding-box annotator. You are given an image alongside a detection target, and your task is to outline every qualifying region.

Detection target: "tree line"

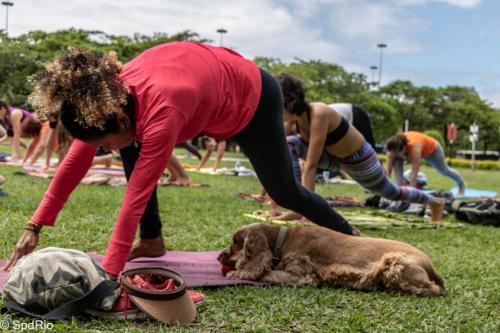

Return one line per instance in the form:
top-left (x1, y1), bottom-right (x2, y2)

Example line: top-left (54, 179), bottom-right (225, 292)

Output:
top-left (1, 29), bottom-right (499, 151)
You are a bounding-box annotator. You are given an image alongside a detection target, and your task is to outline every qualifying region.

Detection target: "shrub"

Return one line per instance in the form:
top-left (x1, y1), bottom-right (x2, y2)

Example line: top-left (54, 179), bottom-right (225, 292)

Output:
top-left (376, 154), bottom-right (500, 170)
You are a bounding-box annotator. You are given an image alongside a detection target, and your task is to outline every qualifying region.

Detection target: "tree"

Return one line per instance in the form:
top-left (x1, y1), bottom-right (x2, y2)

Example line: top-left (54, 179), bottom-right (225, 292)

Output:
top-left (356, 93), bottom-right (401, 142)
top-left (0, 29), bottom-right (204, 104)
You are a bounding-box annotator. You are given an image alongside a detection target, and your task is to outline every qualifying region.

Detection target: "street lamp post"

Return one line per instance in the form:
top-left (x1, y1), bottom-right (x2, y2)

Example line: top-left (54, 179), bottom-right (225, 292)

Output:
top-left (216, 28), bottom-right (227, 46)
top-left (1, 1), bottom-right (13, 36)
top-left (469, 123), bottom-right (479, 171)
top-left (369, 65), bottom-right (378, 84)
top-left (377, 43), bottom-right (387, 86)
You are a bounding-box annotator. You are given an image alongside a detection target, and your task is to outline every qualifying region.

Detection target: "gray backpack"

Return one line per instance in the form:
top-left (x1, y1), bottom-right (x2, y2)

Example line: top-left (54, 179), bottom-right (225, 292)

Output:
top-left (453, 200), bottom-right (500, 226)
top-left (1, 247), bottom-right (120, 320)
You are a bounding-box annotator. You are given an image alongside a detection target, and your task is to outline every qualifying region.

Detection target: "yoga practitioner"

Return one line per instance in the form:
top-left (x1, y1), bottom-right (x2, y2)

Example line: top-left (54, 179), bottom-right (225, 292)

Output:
top-left (271, 73), bottom-right (444, 221)
top-left (196, 137), bottom-right (226, 171)
top-left (385, 131), bottom-right (466, 195)
top-left (0, 101), bottom-right (42, 164)
top-left (2, 42), bottom-right (357, 277)
top-left (27, 115), bottom-right (59, 170)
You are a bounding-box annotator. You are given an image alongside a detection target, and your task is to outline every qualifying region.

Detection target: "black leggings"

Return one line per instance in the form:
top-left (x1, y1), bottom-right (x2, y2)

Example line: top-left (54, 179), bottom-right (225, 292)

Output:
top-left (352, 106), bottom-right (375, 150)
top-left (120, 143), bottom-right (162, 239)
top-left (233, 69), bottom-right (353, 234)
top-left (127, 68), bottom-right (353, 238)
top-left (352, 106), bottom-right (376, 150)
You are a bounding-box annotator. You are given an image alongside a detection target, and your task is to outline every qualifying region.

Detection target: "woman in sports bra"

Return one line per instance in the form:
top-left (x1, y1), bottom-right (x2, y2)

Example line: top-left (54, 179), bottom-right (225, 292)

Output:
top-left (274, 73), bottom-right (445, 221)
top-left (385, 132), bottom-right (465, 195)
top-left (0, 100), bottom-right (43, 164)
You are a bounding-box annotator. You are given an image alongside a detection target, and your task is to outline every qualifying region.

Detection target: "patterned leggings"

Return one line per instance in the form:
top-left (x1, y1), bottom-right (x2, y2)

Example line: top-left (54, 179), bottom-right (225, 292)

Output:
top-left (287, 135), bottom-right (435, 204)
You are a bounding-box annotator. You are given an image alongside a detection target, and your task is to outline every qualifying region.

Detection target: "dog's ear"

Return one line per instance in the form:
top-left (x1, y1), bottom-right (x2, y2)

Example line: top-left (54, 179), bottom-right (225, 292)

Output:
top-left (217, 229), bottom-right (248, 266)
top-left (236, 230), bottom-right (273, 280)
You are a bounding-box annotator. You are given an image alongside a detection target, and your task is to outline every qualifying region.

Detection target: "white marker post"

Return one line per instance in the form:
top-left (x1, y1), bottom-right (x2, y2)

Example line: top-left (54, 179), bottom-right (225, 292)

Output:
top-left (469, 123), bottom-right (479, 171)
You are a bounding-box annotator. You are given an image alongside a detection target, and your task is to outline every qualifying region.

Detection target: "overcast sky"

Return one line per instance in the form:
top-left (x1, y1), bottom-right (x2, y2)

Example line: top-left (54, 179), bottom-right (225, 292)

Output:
top-left (5, 0), bottom-right (500, 106)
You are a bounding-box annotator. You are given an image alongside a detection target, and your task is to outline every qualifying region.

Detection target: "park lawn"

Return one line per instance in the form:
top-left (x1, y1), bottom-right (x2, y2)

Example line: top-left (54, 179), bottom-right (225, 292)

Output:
top-left (0, 154), bottom-right (499, 332)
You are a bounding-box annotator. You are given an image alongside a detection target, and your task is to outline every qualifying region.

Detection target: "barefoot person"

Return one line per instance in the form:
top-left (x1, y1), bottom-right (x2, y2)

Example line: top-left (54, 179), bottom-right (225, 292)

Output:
top-left (196, 137), bottom-right (226, 171)
top-left (271, 73), bottom-right (444, 221)
top-left (26, 115), bottom-right (59, 170)
top-left (2, 42), bottom-right (356, 277)
top-left (385, 131), bottom-right (466, 195)
top-left (0, 101), bottom-right (43, 164)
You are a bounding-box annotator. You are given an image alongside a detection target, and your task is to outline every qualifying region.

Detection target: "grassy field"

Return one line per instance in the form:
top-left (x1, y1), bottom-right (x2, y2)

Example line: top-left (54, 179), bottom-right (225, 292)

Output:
top-left (0, 152), bottom-right (499, 332)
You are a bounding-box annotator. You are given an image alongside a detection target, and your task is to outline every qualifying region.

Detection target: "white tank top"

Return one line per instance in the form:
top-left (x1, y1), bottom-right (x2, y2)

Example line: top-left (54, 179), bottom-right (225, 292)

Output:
top-left (328, 103), bottom-right (353, 123)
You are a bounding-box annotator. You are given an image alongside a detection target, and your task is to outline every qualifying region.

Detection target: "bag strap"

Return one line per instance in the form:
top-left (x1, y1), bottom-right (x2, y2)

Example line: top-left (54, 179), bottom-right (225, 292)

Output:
top-left (1, 280), bottom-right (119, 320)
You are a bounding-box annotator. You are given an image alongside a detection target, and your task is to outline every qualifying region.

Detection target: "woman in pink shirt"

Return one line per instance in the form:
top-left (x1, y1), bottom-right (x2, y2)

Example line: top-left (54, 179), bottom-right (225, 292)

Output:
top-left (3, 42), bottom-right (357, 277)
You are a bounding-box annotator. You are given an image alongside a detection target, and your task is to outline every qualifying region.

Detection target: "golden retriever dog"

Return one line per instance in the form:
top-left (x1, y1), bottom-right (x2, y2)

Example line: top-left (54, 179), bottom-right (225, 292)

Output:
top-left (218, 223), bottom-right (445, 296)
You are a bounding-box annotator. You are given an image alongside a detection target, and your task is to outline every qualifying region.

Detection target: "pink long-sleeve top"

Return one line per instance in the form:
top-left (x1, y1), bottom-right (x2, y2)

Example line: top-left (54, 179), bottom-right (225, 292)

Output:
top-left (31, 42), bottom-right (262, 275)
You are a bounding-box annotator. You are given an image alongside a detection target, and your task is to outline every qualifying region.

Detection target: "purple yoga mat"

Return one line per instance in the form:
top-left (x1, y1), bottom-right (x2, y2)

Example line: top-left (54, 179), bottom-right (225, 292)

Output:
top-left (0, 251), bottom-right (264, 292)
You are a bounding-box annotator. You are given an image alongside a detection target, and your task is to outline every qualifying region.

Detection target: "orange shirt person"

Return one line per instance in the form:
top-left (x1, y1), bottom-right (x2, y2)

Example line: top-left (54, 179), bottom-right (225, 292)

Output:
top-left (385, 131), bottom-right (465, 195)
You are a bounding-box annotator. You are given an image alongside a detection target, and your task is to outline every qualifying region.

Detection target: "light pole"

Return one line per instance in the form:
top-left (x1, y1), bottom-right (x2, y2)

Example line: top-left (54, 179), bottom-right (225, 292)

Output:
top-left (377, 43), bottom-right (387, 86)
top-left (469, 123), bottom-right (479, 171)
top-left (369, 65), bottom-right (378, 84)
top-left (216, 28), bottom-right (227, 46)
top-left (1, 1), bottom-right (13, 36)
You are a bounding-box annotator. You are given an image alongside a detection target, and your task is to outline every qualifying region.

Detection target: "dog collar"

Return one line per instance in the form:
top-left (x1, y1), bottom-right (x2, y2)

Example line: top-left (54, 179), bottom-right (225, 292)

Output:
top-left (272, 226), bottom-right (289, 266)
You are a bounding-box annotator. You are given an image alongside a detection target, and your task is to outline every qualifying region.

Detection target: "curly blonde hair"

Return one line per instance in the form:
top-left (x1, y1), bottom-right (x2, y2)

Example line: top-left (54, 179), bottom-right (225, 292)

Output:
top-left (28, 47), bottom-right (128, 129)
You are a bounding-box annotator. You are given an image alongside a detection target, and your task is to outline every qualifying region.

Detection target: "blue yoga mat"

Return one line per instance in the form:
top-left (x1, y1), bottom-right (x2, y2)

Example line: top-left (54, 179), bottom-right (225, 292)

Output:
top-left (424, 187), bottom-right (497, 199)
top-left (450, 187), bottom-right (497, 199)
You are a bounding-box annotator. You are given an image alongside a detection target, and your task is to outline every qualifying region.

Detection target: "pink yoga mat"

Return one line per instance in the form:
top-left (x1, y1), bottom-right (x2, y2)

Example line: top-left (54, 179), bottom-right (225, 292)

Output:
top-left (0, 251), bottom-right (264, 292)
top-left (86, 168), bottom-right (125, 176)
top-left (21, 166), bottom-right (125, 176)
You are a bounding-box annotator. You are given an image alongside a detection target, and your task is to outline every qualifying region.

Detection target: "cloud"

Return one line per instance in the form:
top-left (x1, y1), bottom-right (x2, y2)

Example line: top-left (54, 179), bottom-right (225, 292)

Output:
top-left (8, 0), bottom-right (345, 63)
top-left (269, 1), bottom-right (431, 56)
top-left (392, 0), bottom-right (482, 7)
top-left (4, 0), bottom-right (494, 106)
top-left (437, 0), bottom-right (481, 8)
top-left (482, 92), bottom-right (500, 108)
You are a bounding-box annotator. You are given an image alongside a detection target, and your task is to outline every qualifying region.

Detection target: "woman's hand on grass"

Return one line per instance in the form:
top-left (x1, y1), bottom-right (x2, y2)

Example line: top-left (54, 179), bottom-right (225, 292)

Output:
top-left (1, 230), bottom-right (40, 271)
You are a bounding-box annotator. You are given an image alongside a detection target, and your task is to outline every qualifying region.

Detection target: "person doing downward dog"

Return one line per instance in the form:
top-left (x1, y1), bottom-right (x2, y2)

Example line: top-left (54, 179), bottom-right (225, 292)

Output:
top-left (196, 137), bottom-right (226, 171)
top-left (275, 73), bottom-right (444, 222)
top-left (385, 131), bottom-right (466, 195)
top-left (2, 42), bottom-right (358, 277)
top-left (0, 101), bottom-right (43, 164)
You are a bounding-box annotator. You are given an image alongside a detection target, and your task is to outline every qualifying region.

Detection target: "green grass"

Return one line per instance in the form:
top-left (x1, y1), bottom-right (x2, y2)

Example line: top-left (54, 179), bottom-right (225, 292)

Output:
top-left (0, 153), bottom-right (499, 332)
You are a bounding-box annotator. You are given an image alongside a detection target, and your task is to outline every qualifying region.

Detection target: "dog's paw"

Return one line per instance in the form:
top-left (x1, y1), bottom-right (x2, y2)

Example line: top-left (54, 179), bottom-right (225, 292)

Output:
top-left (225, 271), bottom-right (241, 280)
top-left (226, 270), bottom-right (258, 281)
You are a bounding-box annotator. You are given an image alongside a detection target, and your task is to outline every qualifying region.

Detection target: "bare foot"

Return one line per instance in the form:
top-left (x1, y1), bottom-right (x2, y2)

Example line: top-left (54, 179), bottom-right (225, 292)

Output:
top-left (351, 226), bottom-right (362, 236)
top-left (127, 236), bottom-right (166, 261)
top-left (267, 205), bottom-right (282, 217)
top-left (173, 177), bottom-right (191, 187)
top-left (275, 211), bottom-right (303, 221)
top-left (166, 175), bottom-right (177, 184)
top-left (430, 198), bottom-right (445, 222)
top-left (457, 185), bottom-right (466, 196)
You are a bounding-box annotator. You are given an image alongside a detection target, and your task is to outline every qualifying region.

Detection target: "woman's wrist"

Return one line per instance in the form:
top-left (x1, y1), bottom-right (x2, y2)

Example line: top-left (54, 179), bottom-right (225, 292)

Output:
top-left (24, 220), bottom-right (43, 234)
